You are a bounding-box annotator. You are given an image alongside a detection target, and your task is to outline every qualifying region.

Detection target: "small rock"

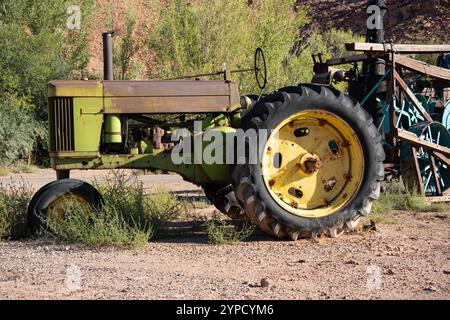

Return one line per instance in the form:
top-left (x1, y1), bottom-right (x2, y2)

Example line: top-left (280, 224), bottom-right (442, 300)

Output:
top-left (386, 269), bottom-right (395, 275)
top-left (345, 259), bottom-right (358, 265)
top-left (260, 278), bottom-right (270, 288)
top-left (424, 286), bottom-right (438, 292)
top-left (297, 259), bottom-right (306, 263)
top-left (443, 270), bottom-right (450, 275)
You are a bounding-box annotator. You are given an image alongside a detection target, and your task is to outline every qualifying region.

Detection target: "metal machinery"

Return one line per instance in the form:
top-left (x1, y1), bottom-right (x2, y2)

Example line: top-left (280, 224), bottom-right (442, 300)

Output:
top-left (28, 1), bottom-right (449, 240)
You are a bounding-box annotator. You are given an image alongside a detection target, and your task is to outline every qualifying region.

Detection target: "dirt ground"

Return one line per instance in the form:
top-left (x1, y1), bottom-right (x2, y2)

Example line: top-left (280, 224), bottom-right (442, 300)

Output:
top-left (0, 170), bottom-right (449, 300)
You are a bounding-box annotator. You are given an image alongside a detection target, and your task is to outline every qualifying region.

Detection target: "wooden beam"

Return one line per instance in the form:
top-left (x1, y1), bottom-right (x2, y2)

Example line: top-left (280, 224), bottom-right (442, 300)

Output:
top-left (325, 54), bottom-right (369, 66)
top-left (394, 54), bottom-right (450, 81)
top-left (395, 128), bottom-right (450, 156)
top-left (427, 151), bottom-right (442, 195)
top-left (411, 146), bottom-right (424, 195)
top-left (346, 42), bottom-right (450, 53)
top-left (433, 151), bottom-right (450, 166)
top-left (426, 195), bottom-right (450, 203)
top-left (394, 71), bottom-right (433, 122)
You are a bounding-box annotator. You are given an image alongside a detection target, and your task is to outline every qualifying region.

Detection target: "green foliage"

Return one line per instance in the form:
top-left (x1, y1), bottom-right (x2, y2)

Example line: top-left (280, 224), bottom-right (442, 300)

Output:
top-left (46, 200), bottom-right (154, 248)
top-left (0, 167), bottom-right (9, 176)
top-left (0, 94), bottom-right (47, 166)
top-left (206, 213), bottom-right (255, 245)
top-left (145, 189), bottom-right (187, 230)
top-left (45, 171), bottom-right (186, 248)
top-left (0, 179), bottom-right (34, 239)
top-left (115, 10), bottom-right (139, 80)
top-left (0, 0), bottom-right (94, 165)
top-left (47, 171), bottom-right (154, 248)
top-left (147, 0), bottom-right (308, 94)
top-left (11, 162), bottom-right (39, 174)
top-left (372, 182), bottom-right (450, 222)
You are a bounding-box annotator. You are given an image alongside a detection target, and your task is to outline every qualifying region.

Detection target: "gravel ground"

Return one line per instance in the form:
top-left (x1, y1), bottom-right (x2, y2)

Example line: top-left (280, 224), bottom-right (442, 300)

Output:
top-left (0, 211), bottom-right (449, 300)
top-left (0, 170), bottom-right (449, 300)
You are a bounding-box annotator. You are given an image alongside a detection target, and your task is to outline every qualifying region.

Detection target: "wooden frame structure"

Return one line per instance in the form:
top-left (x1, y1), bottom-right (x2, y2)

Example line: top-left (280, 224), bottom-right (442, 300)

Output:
top-left (333, 43), bottom-right (450, 201)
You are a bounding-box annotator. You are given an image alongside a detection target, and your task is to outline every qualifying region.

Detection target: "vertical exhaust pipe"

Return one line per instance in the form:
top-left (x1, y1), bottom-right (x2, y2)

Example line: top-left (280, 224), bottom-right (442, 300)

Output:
top-left (103, 31), bottom-right (114, 80)
top-left (364, 0), bottom-right (388, 134)
top-left (102, 31), bottom-right (122, 145)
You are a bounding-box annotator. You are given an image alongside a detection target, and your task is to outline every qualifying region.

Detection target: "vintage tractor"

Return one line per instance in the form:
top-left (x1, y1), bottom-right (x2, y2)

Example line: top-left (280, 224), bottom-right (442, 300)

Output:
top-left (27, 0), bottom-right (449, 240)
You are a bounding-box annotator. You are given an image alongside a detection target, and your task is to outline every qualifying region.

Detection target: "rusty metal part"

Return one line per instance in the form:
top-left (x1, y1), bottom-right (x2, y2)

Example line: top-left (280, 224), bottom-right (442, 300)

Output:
top-left (303, 157), bottom-right (323, 173)
top-left (103, 80), bottom-right (240, 113)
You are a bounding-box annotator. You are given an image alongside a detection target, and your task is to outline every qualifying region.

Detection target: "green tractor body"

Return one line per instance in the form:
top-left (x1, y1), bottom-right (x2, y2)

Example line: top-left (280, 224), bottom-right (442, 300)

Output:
top-left (48, 79), bottom-right (241, 185)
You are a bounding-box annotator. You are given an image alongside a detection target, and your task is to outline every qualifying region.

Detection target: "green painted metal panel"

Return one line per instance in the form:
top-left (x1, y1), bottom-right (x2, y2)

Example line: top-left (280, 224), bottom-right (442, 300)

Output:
top-left (72, 97), bottom-right (103, 152)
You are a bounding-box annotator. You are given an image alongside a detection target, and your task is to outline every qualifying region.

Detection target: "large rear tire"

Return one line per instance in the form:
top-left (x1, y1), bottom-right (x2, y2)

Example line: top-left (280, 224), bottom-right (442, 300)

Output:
top-left (232, 84), bottom-right (385, 239)
top-left (202, 184), bottom-right (243, 219)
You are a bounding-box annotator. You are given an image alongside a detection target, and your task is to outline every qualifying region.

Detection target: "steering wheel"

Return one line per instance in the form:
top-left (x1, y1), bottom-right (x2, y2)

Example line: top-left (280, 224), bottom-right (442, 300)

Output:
top-left (254, 48), bottom-right (267, 90)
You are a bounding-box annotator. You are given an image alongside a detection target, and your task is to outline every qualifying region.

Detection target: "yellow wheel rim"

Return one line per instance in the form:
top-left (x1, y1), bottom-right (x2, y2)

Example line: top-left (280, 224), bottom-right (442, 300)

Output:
top-left (48, 194), bottom-right (90, 219)
top-left (262, 110), bottom-right (364, 218)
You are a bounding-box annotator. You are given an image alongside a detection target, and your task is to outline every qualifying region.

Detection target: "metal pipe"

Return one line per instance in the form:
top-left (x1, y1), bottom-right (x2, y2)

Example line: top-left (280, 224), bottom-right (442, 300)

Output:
top-left (103, 31), bottom-right (114, 80)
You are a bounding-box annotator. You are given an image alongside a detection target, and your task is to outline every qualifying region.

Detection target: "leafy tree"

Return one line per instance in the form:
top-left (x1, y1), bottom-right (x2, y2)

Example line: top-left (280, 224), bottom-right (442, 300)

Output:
top-left (0, 94), bottom-right (47, 166)
top-left (147, 0), bottom-right (308, 94)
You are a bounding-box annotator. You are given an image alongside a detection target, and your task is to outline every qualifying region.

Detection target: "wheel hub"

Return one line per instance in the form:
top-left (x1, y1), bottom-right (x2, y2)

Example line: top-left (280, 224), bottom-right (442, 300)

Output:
top-left (261, 110), bottom-right (365, 218)
top-left (299, 153), bottom-right (322, 174)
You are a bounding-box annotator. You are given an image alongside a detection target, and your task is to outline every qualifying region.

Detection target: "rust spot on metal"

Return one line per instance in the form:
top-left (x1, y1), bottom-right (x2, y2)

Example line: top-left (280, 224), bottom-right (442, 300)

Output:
top-left (318, 119), bottom-right (327, 127)
top-left (344, 174), bottom-right (352, 181)
top-left (303, 157), bottom-right (322, 174)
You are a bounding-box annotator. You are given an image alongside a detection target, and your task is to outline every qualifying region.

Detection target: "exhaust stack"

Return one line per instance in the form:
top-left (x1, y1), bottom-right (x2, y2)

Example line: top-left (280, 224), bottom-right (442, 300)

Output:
top-left (102, 31), bottom-right (114, 80)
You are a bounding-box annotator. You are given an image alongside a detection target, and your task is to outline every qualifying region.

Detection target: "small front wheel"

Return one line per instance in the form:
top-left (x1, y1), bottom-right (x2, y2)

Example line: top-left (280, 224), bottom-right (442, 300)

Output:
top-left (27, 179), bottom-right (102, 233)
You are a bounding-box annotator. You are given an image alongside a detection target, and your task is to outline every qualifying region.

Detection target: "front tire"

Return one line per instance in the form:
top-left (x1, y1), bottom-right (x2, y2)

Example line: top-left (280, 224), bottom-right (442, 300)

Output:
top-left (232, 84), bottom-right (385, 239)
top-left (27, 179), bottom-right (102, 233)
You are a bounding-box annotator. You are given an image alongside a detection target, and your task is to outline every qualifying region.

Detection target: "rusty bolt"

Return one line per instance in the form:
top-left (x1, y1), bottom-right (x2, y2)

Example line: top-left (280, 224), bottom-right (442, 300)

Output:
top-left (304, 157), bottom-right (322, 173)
top-left (267, 146), bottom-right (272, 152)
top-left (292, 201), bottom-right (299, 209)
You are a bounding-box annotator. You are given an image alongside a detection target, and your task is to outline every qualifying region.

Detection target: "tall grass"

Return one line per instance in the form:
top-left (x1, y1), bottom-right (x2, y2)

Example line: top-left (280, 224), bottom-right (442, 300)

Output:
top-left (206, 213), bottom-right (255, 245)
top-left (371, 182), bottom-right (450, 224)
top-left (46, 171), bottom-right (155, 248)
top-left (0, 179), bottom-right (34, 239)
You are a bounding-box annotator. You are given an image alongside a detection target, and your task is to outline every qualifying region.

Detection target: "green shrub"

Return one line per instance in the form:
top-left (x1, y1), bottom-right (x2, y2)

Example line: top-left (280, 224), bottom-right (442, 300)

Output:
top-left (11, 162), bottom-right (39, 174)
top-left (0, 94), bottom-right (47, 166)
top-left (0, 180), bottom-right (34, 239)
top-left (371, 182), bottom-right (450, 223)
top-left (46, 171), bottom-right (155, 248)
top-left (46, 200), bottom-right (154, 249)
top-left (0, 167), bottom-right (10, 176)
top-left (206, 213), bottom-right (255, 245)
top-left (147, 0), bottom-right (308, 94)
